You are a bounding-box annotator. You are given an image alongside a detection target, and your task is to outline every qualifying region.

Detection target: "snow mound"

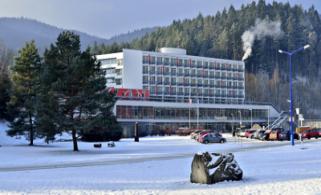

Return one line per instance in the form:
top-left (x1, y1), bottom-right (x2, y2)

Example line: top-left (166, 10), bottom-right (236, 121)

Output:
top-left (0, 121), bottom-right (26, 145)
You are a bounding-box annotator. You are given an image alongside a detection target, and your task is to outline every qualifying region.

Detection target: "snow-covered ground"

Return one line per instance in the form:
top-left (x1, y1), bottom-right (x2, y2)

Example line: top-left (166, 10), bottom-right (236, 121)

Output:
top-left (1, 121), bottom-right (321, 194)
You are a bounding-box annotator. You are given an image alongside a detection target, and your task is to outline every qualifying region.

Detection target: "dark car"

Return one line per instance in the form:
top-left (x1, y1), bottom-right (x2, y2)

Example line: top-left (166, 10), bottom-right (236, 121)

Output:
top-left (200, 133), bottom-right (226, 144)
top-left (253, 129), bottom-right (266, 139)
top-left (279, 129), bottom-right (299, 141)
top-left (258, 129), bottom-right (271, 141)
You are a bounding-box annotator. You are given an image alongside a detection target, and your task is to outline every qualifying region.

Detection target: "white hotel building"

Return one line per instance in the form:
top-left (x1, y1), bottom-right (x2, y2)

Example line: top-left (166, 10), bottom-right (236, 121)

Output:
top-left (96, 48), bottom-right (280, 136)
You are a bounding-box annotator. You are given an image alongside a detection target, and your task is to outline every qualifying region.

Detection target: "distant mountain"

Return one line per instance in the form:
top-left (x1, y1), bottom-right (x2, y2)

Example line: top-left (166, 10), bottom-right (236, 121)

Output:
top-left (107, 27), bottom-right (158, 44)
top-left (0, 17), bottom-right (156, 51)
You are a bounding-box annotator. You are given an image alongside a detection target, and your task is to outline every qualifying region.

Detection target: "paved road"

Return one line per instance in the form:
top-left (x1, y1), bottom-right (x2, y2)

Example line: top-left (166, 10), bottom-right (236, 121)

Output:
top-left (1, 139), bottom-right (315, 172)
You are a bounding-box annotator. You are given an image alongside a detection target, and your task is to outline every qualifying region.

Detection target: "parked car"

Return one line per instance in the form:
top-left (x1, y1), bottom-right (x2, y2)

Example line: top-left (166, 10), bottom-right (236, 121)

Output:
top-left (190, 129), bottom-right (203, 139)
top-left (279, 129), bottom-right (299, 141)
top-left (302, 128), bottom-right (321, 139)
top-left (176, 127), bottom-right (194, 136)
top-left (259, 129), bottom-right (272, 141)
top-left (197, 130), bottom-right (213, 142)
top-left (200, 133), bottom-right (226, 144)
top-left (245, 130), bottom-right (256, 138)
top-left (252, 129), bottom-right (266, 139)
top-left (268, 128), bottom-right (282, 140)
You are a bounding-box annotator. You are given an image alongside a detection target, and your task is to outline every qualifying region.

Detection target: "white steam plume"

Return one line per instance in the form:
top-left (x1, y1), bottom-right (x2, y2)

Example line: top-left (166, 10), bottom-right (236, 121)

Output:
top-left (241, 18), bottom-right (283, 61)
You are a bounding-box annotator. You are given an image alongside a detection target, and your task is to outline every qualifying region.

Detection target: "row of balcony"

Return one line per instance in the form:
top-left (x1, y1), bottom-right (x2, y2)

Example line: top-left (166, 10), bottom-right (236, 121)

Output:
top-left (152, 92), bottom-right (244, 98)
top-left (143, 72), bottom-right (243, 79)
top-left (144, 83), bottom-right (244, 89)
top-left (143, 62), bottom-right (244, 71)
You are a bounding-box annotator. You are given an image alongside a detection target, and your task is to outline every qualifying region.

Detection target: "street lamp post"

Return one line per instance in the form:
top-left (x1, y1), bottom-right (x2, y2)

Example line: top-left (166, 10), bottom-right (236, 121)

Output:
top-left (278, 44), bottom-right (310, 146)
top-left (238, 110), bottom-right (242, 127)
top-left (249, 109), bottom-right (253, 128)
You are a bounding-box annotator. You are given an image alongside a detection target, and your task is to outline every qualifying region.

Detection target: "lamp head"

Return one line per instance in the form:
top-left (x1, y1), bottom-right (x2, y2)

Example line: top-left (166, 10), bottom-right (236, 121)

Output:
top-left (278, 49), bottom-right (284, 54)
top-left (303, 44), bottom-right (310, 50)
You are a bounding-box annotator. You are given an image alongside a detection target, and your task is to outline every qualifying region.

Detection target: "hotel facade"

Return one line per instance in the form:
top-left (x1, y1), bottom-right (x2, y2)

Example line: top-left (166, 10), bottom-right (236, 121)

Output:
top-left (96, 48), bottom-right (280, 136)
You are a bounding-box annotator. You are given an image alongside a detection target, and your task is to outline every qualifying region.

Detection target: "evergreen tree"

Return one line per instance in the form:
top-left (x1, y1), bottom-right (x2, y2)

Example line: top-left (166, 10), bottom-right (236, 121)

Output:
top-left (7, 41), bottom-right (41, 146)
top-left (44, 31), bottom-right (120, 151)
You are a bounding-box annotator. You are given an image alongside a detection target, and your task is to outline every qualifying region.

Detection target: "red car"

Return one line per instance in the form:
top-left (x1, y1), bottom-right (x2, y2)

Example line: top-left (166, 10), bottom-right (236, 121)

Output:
top-left (197, 130), bottom-right (213, 142)
top-left (302, 129), bottom-right (321, 139)
top-left (244, 130), bottom-right (256, 138)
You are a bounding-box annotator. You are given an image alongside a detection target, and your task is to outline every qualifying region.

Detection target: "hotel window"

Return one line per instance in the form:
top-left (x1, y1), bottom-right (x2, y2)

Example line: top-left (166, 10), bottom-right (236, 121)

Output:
top-left (156, 57), bottom-right (163, 65)
top-left (183, 59), bottom-right (188, 66)
top-left (215, 63), bottom-right (220, 70)
top-left (209, 71), bottom-right (214, 77)
top-left (227, 72), bottom-right (232, 79)
top-left (150, 86), bottom-right (156, 94)
top-left (178, 68), bottom-right (183, 76)
top-left (143, 76), bottom-right (148, 84)
top-left (178, 77), bottom-right (184, 85)
top-left (106, 68), bottom-right (115, 74)
top-left (157, 86), bottom-right (163, 94)
top-left (215, 80), bottom-right (220, 87)
top-left (149, 66), bottom-right (155, 74)
top-left (215, 72), bottom-right (220, 78)
top-left (143, 66), bottom-right (148, 74)
top-left (184, 69), bottom-right (190, 76)
top-left (177, 59), bottom-right (183, 66)
top-left (209, 62), bottom-right (215, 69)
top-left (221, 81), bottom-right (227, 87)
top-left (143, 56), bottom-right (149, 64)
top-left (209, 80), bottom-right (214, 86)
top-left (117, 59), bottom-right (123, 66)
top-left (157, 67), bottom-right (163, 74)
top-left (106, 78), bottom-right (115, 84)
top-left (149, 76), bottom-right (155, 84)
top-left (115, 79), bottom-right (122, 85)
top-left (197, 70), bottom-right (202, 77)
top-left (164, 67), bottom-right (170, 75)
top-left (164, 87), bottom-right (170, 94)
top-left (221, 72), bottom-right (226, 79)
top-left (191, 60), bottom-right (196, 67)
top-left (184, 78), bottom-right (190, 85)
top-left (191, 78), bottom-right (196, 86)
top-left (204, 80), bottom-right (208, 86)
top-left (203, 89), bottom-right (209, 96)
top-left (164, 58), bottom-right (170, 65)
top-left (171, 68), bottom-right (176, 75)
top-left (171, 87), bottom-right (176, 95)
top-left (184, 88), bottom-right (190, 95)
top-left (178, 87), bottom-right (183, 95)
top-left (191, 69), bottom-right (196, 76)
top-left (209, 89), bottom-right (214, 96)
top-left (101, 58), bottom-right (117, 65)
top-left (204, 70), bottom-right (208, 77)
top-left (157, 77), bottom-right (163, 85)
top-left (150, 56), bottom-right (156, 64)
top-left (204, 61), bottom-right (209, 69)
top-left (171, 77), bottom-right (176, 85)
top-left (191, 88), bottom-right (197, 95)
top-left (164, 77), bottom-right (170, 85)
top-left (197, 88), bottom-right (202, 96)
top-left (197, 61), bottom-right (202, 68)
top-left (170, 58), bottom-right (176, 66)
top-left (197, 79), bottom-right (202, 86)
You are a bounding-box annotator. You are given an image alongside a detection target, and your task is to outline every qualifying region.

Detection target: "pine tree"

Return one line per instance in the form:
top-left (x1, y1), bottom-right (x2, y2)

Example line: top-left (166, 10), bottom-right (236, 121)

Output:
top-left (7, 41), bottom-right (42, 146)
top-left (44, 31), bottom-right (121, 151)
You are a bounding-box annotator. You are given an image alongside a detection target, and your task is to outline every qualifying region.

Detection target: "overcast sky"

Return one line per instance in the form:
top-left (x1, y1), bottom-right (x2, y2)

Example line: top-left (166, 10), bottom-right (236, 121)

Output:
top-left (0, 0), bottom-right (320, 39)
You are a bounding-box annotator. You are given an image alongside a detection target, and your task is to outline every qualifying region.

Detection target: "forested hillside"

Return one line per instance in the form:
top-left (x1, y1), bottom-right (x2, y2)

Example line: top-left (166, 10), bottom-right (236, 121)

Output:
top-left (92, 0), bottom-right (321, 117)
